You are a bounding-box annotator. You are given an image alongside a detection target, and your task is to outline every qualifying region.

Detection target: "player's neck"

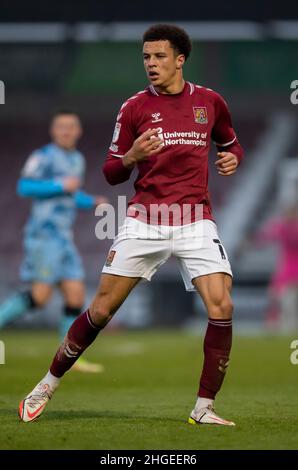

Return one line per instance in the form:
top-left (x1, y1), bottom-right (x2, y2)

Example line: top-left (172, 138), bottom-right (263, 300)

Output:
top-left (53, 142), bottom-right (76, 152)
top-left (155, 78), bottom-right (185, 95)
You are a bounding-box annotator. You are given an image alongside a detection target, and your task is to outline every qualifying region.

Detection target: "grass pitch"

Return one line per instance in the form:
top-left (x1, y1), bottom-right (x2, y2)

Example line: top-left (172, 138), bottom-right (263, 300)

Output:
top-left (0, 329), bottom-right (297, 450)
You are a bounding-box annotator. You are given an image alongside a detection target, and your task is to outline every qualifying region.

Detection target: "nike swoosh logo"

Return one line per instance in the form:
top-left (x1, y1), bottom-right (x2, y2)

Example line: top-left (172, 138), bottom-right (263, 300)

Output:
top-left (209, 416), bottom-right (232, 425)
top-left (26, 402), bottom-right (46, 420)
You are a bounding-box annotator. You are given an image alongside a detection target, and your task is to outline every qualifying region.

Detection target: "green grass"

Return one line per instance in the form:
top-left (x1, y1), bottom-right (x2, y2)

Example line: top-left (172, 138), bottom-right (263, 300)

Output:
top-left (0, 330), bottom-right (297, 450)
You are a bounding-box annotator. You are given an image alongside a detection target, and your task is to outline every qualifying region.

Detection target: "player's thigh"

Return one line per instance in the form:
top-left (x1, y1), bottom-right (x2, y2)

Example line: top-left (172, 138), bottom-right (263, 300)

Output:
top-left (175, 219), bottom-right (233, 293)
top-left (59, 280), bottom-right (85, 307)
top-left (102, 217), bottom-right (171, 280)
top-left (192, 273), bottom-right (233, 319)
top-left (89, 274), bottom-right (141, 323)
top-left (31, 282), bottom-right (53, 307)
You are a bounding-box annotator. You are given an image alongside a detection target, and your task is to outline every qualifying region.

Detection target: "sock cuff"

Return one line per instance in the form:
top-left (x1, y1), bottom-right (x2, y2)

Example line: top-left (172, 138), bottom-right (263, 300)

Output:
top-left (21, 291), bottom-right (37, 309)
top-left (86, 309), bottom-right (101, 330)
top-left (208, 318), bottom-right (232, 327)
top-left (64, 305), bottom-right (82, 317)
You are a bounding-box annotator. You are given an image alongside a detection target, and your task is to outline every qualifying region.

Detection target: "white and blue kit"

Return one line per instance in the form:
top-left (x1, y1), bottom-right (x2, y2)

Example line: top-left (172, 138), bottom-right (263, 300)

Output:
top-left (18, 143), bottom-right (95, 284)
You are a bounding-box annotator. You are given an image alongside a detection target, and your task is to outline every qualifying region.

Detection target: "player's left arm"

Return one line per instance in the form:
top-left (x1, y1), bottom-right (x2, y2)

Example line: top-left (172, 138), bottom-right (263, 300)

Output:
top-left (74, 190), bottom-right (108, 210)
top-left (211, 93), bottom-right (244, 176)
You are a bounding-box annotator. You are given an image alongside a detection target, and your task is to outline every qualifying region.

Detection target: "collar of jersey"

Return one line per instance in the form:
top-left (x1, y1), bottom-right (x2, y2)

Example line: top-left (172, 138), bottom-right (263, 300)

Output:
top-left (149, 81), bottom-right (195, 97)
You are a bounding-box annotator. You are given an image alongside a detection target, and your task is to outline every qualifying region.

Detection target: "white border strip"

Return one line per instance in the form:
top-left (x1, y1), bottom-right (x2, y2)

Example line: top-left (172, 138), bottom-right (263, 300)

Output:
top-left (0, 23), bottom-right (67, 42)
top-left (270, 21), bottom-right (298, 39)
top-left (214, 136), bottom-right (236, 147)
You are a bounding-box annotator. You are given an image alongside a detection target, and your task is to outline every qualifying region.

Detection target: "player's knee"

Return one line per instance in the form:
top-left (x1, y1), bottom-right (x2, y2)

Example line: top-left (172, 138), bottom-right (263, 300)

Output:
top-left (62, 287), bottom-right (85, 308)
top-left (31, 293), bottom-right (48, 308)
top-left (31, 286), bottom-right (53, 308)
top-left (208, 297), bottom-right (233, 320)
top-left (89, 294), bottom-right (113, 325)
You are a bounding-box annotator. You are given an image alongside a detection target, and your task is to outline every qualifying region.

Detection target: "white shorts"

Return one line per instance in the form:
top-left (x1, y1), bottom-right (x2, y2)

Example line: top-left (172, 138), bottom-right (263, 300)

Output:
top-left (102, 217), bottom-right (233, 292)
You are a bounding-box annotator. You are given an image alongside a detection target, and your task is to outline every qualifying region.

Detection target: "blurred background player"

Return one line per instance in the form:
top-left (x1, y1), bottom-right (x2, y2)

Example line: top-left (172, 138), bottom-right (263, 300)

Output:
top-left (256, 202), bottom-right (298, 333)
top-left (0, 110), bottom-right (107, 373)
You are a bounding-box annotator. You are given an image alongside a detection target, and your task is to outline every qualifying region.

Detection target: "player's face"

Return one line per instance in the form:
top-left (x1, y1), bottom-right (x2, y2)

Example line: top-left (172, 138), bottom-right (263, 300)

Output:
top-left (50, 114), bottom-right (82, 150)
top-left (143, 40), bottom-right (185, 90)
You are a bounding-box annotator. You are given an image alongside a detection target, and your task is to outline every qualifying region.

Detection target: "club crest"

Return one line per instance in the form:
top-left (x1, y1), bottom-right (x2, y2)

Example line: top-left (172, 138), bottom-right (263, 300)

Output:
top-left (105, 250), bottom-right (116, 267)
top-left (193, 107), bottom-right (208, 124)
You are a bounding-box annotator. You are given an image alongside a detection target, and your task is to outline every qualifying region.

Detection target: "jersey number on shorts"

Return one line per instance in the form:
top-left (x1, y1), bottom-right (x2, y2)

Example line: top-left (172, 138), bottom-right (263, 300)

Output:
top-left (213, 239), bottom-right (226, 260)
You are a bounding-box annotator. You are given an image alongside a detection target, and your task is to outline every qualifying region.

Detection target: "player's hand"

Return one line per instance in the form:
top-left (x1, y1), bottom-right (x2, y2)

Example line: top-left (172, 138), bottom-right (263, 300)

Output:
top-left (63, 176), bottom-right (81, 192)
top-left (95, 196), bottom-right (109, 206)
top-left (215, 152), bottom-right (239, 176)
top-left (123, 128), bottom-right (163, 168)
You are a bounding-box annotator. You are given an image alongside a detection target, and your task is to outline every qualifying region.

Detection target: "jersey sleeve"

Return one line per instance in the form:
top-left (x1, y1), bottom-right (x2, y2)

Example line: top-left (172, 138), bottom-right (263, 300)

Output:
top-left (74, 190), bottom-right (95, 210)
top-left (21, 151), bottom-right (49, 179)
top-left (211, 93), bottom-right (244, 164)
top-left (102, 103), bottom-right (136, 185)
top-left (17, 178), bottom-right (64, 198)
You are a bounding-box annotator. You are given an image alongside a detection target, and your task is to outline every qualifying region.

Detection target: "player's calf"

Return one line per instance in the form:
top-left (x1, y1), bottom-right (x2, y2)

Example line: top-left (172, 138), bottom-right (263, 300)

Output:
top-left (50, 309), bottom-right (102, 378)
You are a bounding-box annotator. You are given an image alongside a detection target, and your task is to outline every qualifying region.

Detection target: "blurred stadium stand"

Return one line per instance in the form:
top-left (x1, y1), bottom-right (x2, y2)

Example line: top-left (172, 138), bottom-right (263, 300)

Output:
top-left (0, 8), bottom-right (297, 331)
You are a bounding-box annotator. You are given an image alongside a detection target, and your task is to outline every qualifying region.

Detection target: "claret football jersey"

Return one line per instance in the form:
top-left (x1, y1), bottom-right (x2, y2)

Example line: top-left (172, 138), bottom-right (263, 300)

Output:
top-left (103, 81), bottom-right (243, 225)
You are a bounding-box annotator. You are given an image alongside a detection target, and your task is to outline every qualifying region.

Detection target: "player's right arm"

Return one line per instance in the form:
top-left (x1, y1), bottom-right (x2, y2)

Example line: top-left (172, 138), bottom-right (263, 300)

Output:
top-left (103, 102), bottom-right (163, 185)
top-left (122, 128), bottom-right (163, 168)
top-left (17, 152), bottom-right (80, 198)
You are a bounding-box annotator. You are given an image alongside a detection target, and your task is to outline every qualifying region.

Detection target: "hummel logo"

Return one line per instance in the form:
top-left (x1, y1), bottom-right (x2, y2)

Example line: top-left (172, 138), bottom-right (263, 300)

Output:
top-left (151, 112), bottom-right (163, 123)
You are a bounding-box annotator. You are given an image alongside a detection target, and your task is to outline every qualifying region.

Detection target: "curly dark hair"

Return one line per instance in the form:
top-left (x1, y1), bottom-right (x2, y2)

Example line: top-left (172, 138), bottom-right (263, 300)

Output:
top-left (143, 24), bottom-right (192, 60)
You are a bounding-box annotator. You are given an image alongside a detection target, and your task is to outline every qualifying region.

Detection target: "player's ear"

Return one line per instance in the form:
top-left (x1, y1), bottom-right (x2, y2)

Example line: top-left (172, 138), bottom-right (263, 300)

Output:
top-left (176, 54), bottom-right (185, 70)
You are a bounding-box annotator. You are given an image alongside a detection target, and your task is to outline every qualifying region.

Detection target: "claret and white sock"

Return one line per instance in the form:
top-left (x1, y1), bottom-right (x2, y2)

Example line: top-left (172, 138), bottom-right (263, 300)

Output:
top-left (195, 396), bottom-right (214, 411)
top-left (41, 371), bottom-right (60, 392)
